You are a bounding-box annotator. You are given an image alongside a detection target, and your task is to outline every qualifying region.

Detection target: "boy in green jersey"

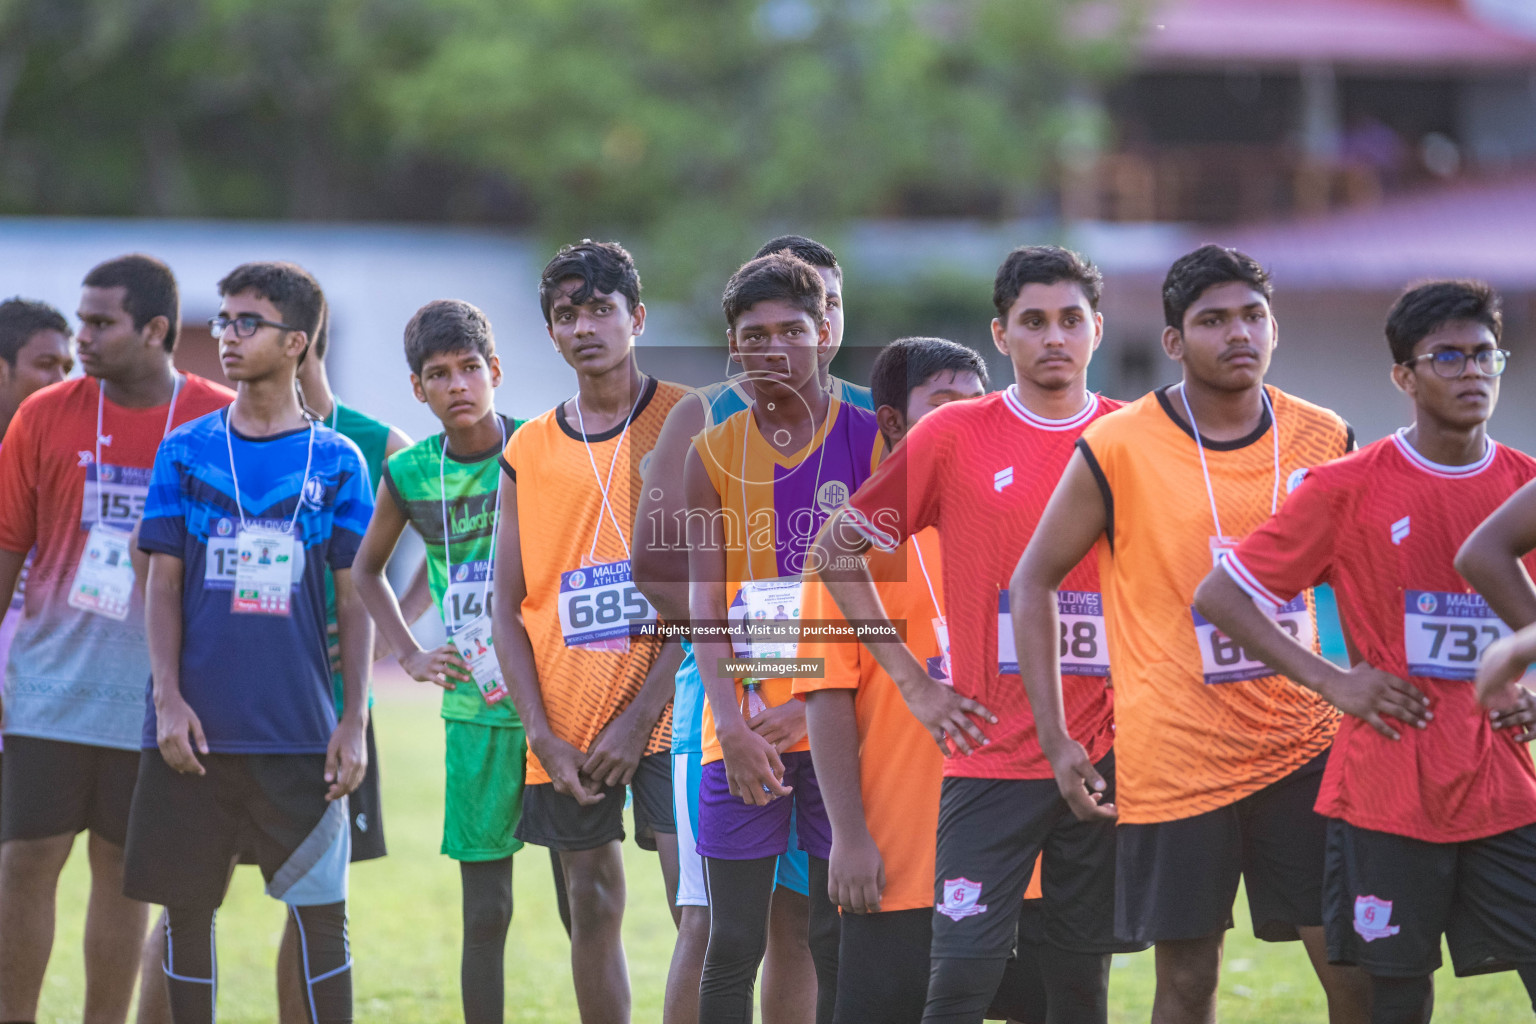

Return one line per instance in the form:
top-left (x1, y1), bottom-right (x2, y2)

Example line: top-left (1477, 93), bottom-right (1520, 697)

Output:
top-left (353, 300), bottom-right (524, 1024)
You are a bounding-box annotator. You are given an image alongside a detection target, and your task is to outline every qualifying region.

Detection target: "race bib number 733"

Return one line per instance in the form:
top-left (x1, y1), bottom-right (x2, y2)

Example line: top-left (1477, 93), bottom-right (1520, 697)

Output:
top-left (1403, 590), bottom-right (1511, 681)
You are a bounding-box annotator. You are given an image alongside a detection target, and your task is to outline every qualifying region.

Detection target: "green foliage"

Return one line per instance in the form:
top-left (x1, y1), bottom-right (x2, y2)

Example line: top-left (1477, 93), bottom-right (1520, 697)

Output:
top-left (0, 0), bottom-right (1137, 293)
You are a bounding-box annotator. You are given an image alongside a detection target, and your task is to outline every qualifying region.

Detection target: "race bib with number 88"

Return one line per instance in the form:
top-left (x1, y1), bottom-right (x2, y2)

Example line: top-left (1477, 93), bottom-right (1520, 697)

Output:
top-left (997, 590), bottom-right (1110, 677)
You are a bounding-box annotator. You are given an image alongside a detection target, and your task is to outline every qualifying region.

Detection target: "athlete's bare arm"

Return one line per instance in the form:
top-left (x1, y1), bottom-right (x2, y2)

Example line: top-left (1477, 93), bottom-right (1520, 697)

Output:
top-left (632, 392), bottom-right (707, 623)
top-left (809, 510), bottom-right (994, 755)
top-left (491, 472), bottom-right (601, 805)
top-left (582, 638), bottom-right (682, 788)
top-left (684, 446), bottom-right (791, 807)
top-left (1456, 477), bottom-right (1536, 631)
top-left (328, 567), bottom-right (371, 801)
top-left (1009, 451), bottom-right (1113, 821)
top-left (353, 481), bottom-right (467, 689)
top-left (1477, 628), bottom-right (1536, 732)
top-left (805, 688), bottom-right (883, 913)
top-left (145, 551), bottom-right (205, 776)
top-left (1193, 568), bottom-right (1430, 741)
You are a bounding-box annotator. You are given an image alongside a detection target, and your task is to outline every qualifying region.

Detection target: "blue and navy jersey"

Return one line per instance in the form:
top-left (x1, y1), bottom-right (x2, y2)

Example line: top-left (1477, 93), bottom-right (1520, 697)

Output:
top-left (672, 375), bottom-right (874, 755)
top-left (138, 409), bottom-right (374, 754)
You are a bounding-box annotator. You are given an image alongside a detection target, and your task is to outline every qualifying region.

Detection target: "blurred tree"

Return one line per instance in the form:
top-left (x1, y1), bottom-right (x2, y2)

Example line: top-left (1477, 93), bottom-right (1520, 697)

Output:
top-left (0, 0), bottom-right (1136, 293)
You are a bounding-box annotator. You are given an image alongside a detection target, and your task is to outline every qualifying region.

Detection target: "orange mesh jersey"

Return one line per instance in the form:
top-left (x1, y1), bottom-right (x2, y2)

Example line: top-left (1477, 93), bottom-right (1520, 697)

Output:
top-left (693, 397), bottom-right (884, 766)
top-left (795, 528), bottom-right (947, 913)
top-left (1077, 385), bottom-right (1352, 824)
top-left (501, 377), bottom-right (684, 786)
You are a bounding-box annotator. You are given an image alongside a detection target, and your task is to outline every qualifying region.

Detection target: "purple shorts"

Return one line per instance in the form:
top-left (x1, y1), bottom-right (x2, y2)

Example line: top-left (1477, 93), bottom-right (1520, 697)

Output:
top-left (696, 749), bottom-right (831, 861)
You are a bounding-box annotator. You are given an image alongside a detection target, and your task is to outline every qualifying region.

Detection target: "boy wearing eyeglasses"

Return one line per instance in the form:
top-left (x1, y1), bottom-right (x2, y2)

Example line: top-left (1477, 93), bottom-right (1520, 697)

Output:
top-left (1193, 279), bottom-right (1536, 1023)
top-left (127, 262), bottom-right (373, 1024)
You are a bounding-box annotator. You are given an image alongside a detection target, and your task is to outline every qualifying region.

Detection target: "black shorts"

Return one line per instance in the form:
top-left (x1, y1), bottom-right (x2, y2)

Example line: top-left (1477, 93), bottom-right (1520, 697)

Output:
top-left (0, 735), bottom-right (139, 846)
top-left (236, 720), bottom-right (385, 866)
top-left (516, 751), bottom-right (673, 853)
top-left (347, 719), bottom-right (386, 861)
top-left (931, 752), bottom-right (1132, 960)
top-left (1115, 748), bottom-right (1329, 945)
top-left (124, 750), bottom-right (349, 910)
top-left (1324, 819), bottom-right (1536, 978)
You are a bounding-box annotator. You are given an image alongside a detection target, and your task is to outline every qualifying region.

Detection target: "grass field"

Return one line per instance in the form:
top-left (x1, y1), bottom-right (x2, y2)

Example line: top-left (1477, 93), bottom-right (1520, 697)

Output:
top-left (33, 677), bottom-right (1536, 1022)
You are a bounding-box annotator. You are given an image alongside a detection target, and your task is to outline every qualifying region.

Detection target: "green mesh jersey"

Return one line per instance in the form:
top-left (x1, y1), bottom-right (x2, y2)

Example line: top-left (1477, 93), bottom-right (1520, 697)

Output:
top-left (382, 414), bottom-right (523, 727)
top-left (326, 401), bottom-right (393, 716)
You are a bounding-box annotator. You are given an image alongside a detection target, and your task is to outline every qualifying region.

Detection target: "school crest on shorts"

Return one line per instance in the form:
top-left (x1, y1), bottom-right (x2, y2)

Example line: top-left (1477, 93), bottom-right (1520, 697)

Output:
top-left (939, 877), bottom-right (987, 921)
top-left (1353, 895), bottom-right (1400, 942)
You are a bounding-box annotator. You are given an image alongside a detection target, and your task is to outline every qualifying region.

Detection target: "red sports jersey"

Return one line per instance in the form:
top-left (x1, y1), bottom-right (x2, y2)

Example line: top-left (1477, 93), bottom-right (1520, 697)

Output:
top-left (1224, 431), bottom-right (1536, 843)
top-left (0, 374), bottom-right (234, 750)
top-left (845, 387), bottom-right (1120, 779)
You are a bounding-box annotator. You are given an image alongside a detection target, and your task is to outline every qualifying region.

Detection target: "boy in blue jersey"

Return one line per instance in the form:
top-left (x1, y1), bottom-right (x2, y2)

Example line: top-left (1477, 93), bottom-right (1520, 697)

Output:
top-left (127, 262), bottom-right (373, 1024)
top-left (634, 235), bottom-right (868, 1024)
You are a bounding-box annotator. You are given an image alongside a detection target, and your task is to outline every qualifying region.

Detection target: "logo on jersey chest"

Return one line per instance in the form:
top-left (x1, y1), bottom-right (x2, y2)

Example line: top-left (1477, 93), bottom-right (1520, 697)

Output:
top-left (938, 877), bottom-right (988, 921)
top-left (1353, 895), bottom-right (1400, 942)
top-left (816, 480), bottom-right (849, 513)
top-left (301, 476), bottom-right (326, 510)
top-left (993, 466), bottom-right (1014, 492)
top-left (1391, 516), bottom-right (1411, 546)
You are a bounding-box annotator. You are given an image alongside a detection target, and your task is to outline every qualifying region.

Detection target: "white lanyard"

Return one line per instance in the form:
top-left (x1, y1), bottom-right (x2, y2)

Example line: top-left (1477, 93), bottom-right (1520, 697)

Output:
top-left (1177, 384), bottom-right (1279, 541)
top-left (440, 417), bottom-right (507, 605)
top-left (911, 532), bottom-right (944, 629)
top-left (224, 410), bottom-right (316, 531)
top-left (739, 399), bottom-right (832, 583)
top-left (94, 374), bottom-right (182, 517)
top-left (573, 381), bottom-right (645, 562)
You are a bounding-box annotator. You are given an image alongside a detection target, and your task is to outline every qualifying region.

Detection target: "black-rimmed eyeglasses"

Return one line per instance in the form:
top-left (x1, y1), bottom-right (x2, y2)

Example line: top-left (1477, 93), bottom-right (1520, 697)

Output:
top-left (209, 314), bottom-right (301, 339)
top-left (1403, 349), bottom-right (1510, 379)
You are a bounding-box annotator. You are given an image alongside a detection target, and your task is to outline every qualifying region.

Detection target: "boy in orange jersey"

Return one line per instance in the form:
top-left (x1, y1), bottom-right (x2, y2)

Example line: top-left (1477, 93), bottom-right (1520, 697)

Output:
top-left (492, 241), bottom-right (685, 1023)
top-left (1011, 245), bottom-right (1369, 1023)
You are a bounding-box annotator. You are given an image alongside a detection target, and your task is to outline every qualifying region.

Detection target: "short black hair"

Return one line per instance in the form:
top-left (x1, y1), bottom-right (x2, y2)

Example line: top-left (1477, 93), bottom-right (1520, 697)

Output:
top-left (82, 254), bottom-right (180, 352)
top-left (753, 235), bottom-right (840, 280)
top-left (993, 245), bottom-right (1103, 318)
top-left (722, 253), bottom-right (826, 330)
top-left (1162, 244), bottom-right (1273, 330)
top-left (870, 337), bottom-right (990, 415)
top-left (0, 298), bottom-right (70, 367)
top-left (1385, 280), bottom-right (1503, 365)
top-left (539, 240), bottom-right (641, 326)
top-left (404, 299), bottom-right (495, 377)
top-left (217, 262), bottom-right (327, 359)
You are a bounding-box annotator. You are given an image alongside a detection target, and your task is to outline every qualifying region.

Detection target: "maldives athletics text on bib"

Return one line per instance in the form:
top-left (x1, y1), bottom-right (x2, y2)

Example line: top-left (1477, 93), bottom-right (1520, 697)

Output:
top-left (997, 589), bottom-right (1110, 677)
top-left (1403, 590), bottom-right (1512, 681)
top-left (557, 560), bottom-right (655, 649)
